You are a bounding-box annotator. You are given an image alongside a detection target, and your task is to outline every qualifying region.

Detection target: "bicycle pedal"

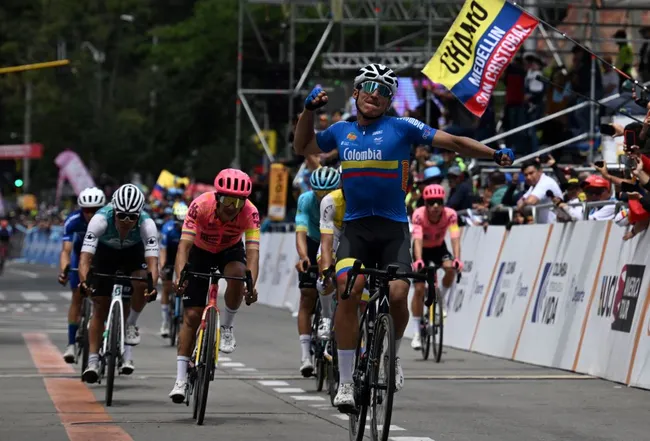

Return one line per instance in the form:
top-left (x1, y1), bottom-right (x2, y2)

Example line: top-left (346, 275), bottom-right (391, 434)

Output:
top-left (337, 404), bottom-right (357, 415)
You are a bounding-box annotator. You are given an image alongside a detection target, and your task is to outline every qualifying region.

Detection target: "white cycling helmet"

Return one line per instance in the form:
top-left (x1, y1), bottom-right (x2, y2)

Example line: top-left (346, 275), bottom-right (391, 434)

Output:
top-left (112, 184), bottom-right (145, 214)
top-left (353, 63), bottom-right (398, 96)
top-left (77, 187), bottom-right (106, 208)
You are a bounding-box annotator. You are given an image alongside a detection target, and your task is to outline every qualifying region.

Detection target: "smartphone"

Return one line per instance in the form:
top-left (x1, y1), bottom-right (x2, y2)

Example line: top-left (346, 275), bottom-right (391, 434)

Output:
top-left (625, 129), bottom-right (637, 147)
top-left (600, 124), bottom-right (616, 136)
top-left (594, 160), bottom-right (605, 168)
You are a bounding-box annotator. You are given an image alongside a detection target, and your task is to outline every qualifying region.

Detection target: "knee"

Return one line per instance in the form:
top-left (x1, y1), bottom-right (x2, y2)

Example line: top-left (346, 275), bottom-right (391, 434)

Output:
top-left (389, 281), bottom-right (410, 302)
top-left (414, 283), bottom-right (425, 296)
top-left (184, 308), bottom-right (201, 325)
top-left (299, 291), bottom-right (316, 309)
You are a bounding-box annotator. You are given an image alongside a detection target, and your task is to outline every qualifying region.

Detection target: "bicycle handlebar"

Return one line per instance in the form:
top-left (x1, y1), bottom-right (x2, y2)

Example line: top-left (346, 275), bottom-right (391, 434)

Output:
top-left (341, 260), bottom-right (435, 301)
top-left (88, 269), bottom-right (154, 295)
top-left (178, 263), bottom-right (255, 305)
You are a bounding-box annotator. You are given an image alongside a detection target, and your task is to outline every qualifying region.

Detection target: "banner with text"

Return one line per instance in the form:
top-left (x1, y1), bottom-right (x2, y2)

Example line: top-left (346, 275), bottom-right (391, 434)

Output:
top-left (54, 150), bottom-right (96, 203)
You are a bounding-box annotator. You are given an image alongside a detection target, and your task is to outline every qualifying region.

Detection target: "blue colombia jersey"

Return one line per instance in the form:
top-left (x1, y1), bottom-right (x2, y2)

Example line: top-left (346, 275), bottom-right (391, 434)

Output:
top-left (160, 219), bottom-right (182, 248)
top-left (62, 209), bottom-right (89, 254)
top-left (316, 116), bottom-right (437, 222)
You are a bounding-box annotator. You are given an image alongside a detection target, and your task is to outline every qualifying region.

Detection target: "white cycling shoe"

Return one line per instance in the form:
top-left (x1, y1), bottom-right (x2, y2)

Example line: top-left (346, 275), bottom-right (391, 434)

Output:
top-left (119, 359), bottom-right (134, 375)
top-left (82, 361), bottom-right (100, 384)
top-left (410, 333), bottom-right (422, 350)
top-left (125, 325), bottom-right (140, 346)
top-left (169, 380), bottom-right (187, 404)
top-left (395, 357), bottom-right (404, 392)
top-left (300, 358), bottom-right (314, 377)
top-left (317, 318), bottom-right (331, 340)
top-left (63, 345), bottom-right (76, 363)
top-left (160, 323), bottom-right (170, 338)
top-left (334, 383), bottom-right (355, 412)
top-left (219, 326), bottom-right (236, 353)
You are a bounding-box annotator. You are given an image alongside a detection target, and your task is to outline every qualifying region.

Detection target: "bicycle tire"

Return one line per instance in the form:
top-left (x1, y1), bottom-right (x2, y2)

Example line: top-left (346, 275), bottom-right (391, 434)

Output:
top-left (433, 290), bottom-right (444, 363)
top-left (420, 308), bottom-right (431, 361)
top-left (196, 307), bottom-right (216, 425)
top-left (348, 321), bottom-right (369, 441)
top-left (311, 302), bottom-right (325, 390)
top-left (105, 302), bottom-right (121, 406)
top-left (370, 313), bottom-right (396, 441)
top-left (327, 332), bottom-right (339, 405)
top-left (79, 298), bottom-right (91, 377)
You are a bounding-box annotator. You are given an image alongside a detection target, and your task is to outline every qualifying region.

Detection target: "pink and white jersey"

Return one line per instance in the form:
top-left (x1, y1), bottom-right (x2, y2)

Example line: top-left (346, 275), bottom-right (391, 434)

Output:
top-left (411, 206), bottom-right (460, 248)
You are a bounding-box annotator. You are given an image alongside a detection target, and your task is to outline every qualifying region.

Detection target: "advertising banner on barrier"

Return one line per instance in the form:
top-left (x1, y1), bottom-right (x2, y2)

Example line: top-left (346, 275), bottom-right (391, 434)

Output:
top-left (471, 224), bottom-right (552, 357)
top-left (268, 164), bottom-right (289, 221)
top-left (513, 221), bottom-right (610, 369)
top-left (444, 226), bottom-right (506, 350)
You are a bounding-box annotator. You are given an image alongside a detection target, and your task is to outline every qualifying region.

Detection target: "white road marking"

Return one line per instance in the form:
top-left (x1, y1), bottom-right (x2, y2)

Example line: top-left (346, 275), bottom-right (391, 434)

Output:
top-left (258, 380), bottom-right (289, 386)
top-left (47, 306), bottom-right (57, 313)
top-left (308, 403), bottom-right (331, 408)
top-left (0, 293), bottom-right (5, 301)
top-left (60, 292), bottom-right (72, 300)
top-left (15, 307), bottom-right (24, 313)
top-left (333, 414), bottom-right (348, 421)
top-left (233, 367), bottom-right (257, 372)
top-left (32, 307), bottom-right (41, 312)
top-left (290, 395), bottom-right (325, 401)
top-left (273, 387), bottom-right (305, 393)
top-left (219, 357), bottom-right (232, 362)
top-left (21, 292), bottom-right (47, 301)
top-left (220, 362), bottom-right (245, 367)
top-left (0, 307), bottom-right (7, 312)
top-left (8, 268), bottom-right (39, 279)
top-left (390, 438), bottom-right (435, 441)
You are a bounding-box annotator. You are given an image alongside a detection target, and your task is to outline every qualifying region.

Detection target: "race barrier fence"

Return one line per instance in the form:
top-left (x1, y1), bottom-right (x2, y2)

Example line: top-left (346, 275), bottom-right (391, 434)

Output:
top-left (14, 220), bottom-right (650, 390)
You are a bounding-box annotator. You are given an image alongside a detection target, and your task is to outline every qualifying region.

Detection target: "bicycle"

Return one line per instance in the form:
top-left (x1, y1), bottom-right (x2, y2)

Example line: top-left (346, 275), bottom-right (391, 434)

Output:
top-left (86, 268), bottom-right (153, 407)
top-left (164, 267), bottom-right (184, 348)
top-left (341, 260), bottom-right (436, 441)
top-left (316, 265), bottom-right (339, 403)
top-left (419, 264), bottom-right (461, 362)
top-left (61, 265), bottom-right (93, 379)
top-left (177, 263), bottom-right (254, 426)
top-left (306, 264), bottom-right (328, 390)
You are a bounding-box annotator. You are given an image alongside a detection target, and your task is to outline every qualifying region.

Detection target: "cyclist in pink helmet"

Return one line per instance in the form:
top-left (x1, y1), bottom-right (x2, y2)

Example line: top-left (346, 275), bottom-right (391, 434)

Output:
top-left (168, 168), bottom-right (260, 404)
top-left (408, 183), bottom-right (463, 351)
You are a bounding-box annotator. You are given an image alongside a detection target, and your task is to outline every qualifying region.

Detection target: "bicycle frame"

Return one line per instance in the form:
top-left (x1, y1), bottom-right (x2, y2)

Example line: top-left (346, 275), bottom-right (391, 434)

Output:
top-left (102, 283), bottom-right (127, 360)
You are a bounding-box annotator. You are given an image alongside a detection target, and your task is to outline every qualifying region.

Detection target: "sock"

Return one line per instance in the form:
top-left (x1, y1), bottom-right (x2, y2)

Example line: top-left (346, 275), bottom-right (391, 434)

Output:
top-left (441, 285), bottom-right (451, 303)
top-left (338, 349), bottom-right (355, 384)
top-left (410, 316), bottom-right (420, 334)
top-left (395, 338), bottom-right (402, 356)
top-left (89, 353), bottom-right (99, 366)
top-left (299, 334), bottom-right (311, 361)
top-left (221, 306), bottom-right (237, 328)
top-left (319, 293), bottom-right (333, 319)
top-left (123, 344), bottom-right (133, 361)
top-left (67, 323), bottom-right (79, 345)
top-left (177, 356), bottom-right (189, 382)
top-left (161, 304), bottom-right (170, 324)
top-left (127, 310), bottom-right (140, 326)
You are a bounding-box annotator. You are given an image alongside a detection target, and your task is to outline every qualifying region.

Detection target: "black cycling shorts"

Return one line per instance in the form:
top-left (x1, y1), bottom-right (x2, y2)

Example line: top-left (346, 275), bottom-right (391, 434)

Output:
top-left (298, 237), bottom-right (320, 290)
top-left (90, 242), bottom-right (146, 297)
top-left (182, 242), bottom-right (247, 308)
top-left (335, 216), bottom-right (412, 283)
top-left (413, 243), bottom-right (454, 284)
top-left (161, 244), bottom-right (179, 281)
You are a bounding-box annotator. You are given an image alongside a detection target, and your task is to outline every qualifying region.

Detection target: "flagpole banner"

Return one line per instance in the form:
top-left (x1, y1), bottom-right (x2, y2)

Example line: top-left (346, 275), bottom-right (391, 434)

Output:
top-left (54, 150), bottom-right (96, 196)
top-left (421, 0), bottom-right (538, 117)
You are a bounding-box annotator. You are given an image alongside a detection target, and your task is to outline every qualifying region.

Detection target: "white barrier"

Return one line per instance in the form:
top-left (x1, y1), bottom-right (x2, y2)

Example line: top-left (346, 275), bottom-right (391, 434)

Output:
top-left (256, 221), bottom-right (650, 390)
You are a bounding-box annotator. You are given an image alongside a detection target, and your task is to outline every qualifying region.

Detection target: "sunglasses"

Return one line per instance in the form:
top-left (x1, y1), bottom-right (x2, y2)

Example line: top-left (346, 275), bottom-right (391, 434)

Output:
top-left (360, 81), bottom-right (392, 98)
top-left (116, 212), bottom-right (139, 222)
top-left (218, 195), bottom-right (246, 208)
top-left (425, 198), bottom-right (445, 206)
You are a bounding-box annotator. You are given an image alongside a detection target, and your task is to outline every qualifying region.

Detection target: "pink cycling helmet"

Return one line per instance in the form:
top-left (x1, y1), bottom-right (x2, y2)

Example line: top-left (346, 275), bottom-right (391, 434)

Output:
top-left (422, 184), bottom-right (446, 200)
top-left (214, 168), bottom-right (252, 198)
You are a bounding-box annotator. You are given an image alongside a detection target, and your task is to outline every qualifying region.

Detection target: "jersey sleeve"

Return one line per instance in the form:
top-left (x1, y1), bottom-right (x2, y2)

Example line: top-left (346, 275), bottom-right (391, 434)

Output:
top-left (319, 194), bottom-right (336, 234)
top-left (160, 223), bottom-right (170, 248)
top-left (397, 117), bottom-right (437, 147)
top-left (80, 214), bottom-right (108, 255)
top-left (181, 199), bottom-right (201, 241)
top-left (447, 208), bottom-right (461, 238)
top-left (315, 122), bottom-right (340, 153)
top-left (62, 212), bottom-right (80, 243)
top-left (411, 208), bottom-right (425, 240)
top-left (295, 193), bottom-right (310, 233)
top-left (140, 218), bottom-right (160, 258)
top-left (244, 205), bottom-right (261, 250)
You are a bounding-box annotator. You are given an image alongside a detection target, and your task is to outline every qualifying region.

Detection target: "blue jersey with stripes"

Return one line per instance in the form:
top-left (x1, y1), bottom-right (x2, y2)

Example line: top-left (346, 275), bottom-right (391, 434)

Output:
top-left (295, 190), bottom-right (321, 242)
top-left (160, 219), bottom-right (182, 248)
top-left (62, 209), bottom-right (89, 254)
top-left (316, 116), bottom-right (437, 222)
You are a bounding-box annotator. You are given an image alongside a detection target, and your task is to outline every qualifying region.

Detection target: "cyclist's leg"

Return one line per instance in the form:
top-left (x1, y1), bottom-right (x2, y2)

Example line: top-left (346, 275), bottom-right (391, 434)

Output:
top-left (217, 241), bottom-right (249, 354)
top-left (170, 245), bottom-right (216, 401)
top-left (297, 238), bottom-right (319, 373)
top-left (161, 244), bottom-right (177, 335)
top-left (437, 242), bottom-right (455, 301)
top-left (409, 247), bottom-right (433, 343)
top-left (123, 242), bottom-right (147, 346)
top-left (333, 220), bottom-right (370, 408)
top-left (64, 251), bottom-right (82, 362)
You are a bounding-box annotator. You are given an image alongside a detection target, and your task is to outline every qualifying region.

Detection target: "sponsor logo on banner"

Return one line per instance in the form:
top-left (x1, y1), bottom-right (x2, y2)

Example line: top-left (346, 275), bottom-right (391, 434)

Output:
top-left (486, 261), bottom-right (527, 317)
top-left (447, 259), bottom-right (483, 313)
top-left (597, 264), bottom-right (645, 333)
top-left (531, 262), bottom-right (568, 325)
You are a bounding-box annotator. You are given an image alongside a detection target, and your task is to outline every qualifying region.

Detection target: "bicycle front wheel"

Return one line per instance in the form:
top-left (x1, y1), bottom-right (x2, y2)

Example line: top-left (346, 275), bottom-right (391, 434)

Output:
top-left (105, 302), bottom-right (121, 406)
top-left (196, 307), bottom-right (216, 425)
top-left (433, 290), bottom-right (444, 363)
top-left (78, 297), bottom-right (92, 377)
top-left (348, 321), bottom-right (370, 441)
top-left (370, 313), bottom-right (396, 441)
top-left (420, 307), bottom-right (431, 361)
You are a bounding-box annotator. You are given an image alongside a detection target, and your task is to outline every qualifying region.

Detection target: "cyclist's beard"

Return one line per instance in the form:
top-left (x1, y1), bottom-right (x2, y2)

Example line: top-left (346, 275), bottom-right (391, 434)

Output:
top-left (355, 98), bottom-right (384, 122)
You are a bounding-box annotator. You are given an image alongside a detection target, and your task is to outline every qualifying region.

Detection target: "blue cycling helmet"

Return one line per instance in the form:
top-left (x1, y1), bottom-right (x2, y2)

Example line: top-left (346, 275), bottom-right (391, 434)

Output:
top-left (422, 166), bottom-right (442, 181)
top-left (310, 166), bottom-right (341, 190)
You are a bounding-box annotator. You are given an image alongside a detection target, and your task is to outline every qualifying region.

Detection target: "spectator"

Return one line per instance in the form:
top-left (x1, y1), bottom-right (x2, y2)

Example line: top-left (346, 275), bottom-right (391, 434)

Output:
top-left (581, 175), bottom-right (617, 220)
top-left (613, 29), bottom-right (634, 80)
top-left (488, 171), bottom-right (508, 207)
top-left (524, 53), bottom-right (546, 153)
top-left (502, 54), bottom-right (529, 154)
top-left (446, 165), bottom-right (473, 211)
top-left (406, 166), bottom-right (442, 214)
top-left (639, 26), bottom-right (650, 83)
top-left (601, 56), bottom-right (620, 96)
top-left (516, 159), bottom-right (562, 223)
top-left (410, 145), bottom-right (435, 179)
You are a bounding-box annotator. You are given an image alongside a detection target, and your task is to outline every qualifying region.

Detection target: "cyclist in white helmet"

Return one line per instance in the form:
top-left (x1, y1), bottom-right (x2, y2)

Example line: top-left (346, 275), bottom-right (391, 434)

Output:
top-left (78, 183), bottom-right (160, 383)
top-left (57, 187), bottom-right (106, 363)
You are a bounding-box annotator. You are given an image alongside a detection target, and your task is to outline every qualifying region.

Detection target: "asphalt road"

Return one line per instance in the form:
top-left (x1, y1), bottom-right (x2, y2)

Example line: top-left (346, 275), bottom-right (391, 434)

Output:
top-left (1, 262), bottom-right (648, 441)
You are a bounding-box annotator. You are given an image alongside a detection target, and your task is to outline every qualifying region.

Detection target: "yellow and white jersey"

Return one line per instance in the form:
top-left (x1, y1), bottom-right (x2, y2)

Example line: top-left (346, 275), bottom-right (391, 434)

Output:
top-left (319, 189), bottom-right (346, 250)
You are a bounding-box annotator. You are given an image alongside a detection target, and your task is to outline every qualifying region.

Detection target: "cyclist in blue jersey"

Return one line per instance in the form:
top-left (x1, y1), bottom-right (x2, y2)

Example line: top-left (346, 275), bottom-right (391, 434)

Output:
top-left (78, 184), bottom-right (160, 383)
top-left (294, 166), bottom-right (340, 377)
top-left (158, 203), bottom-right (188, 337)
top-left (0, 217), bottom-right (13, 272)
top-left (57, 187), bottom-right (107, 363)
top-left (293, 63), bottom-right (514, 411)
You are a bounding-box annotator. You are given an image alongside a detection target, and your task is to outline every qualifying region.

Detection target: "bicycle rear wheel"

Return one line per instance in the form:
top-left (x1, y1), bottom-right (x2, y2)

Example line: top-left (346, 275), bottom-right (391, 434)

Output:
top-left (327, 335), bottom-right (339, 405)
top-left (370, 313), bottom-right (396, 441)
top-left (348, 320), bottom-right (370, 441)
top-left (420, 307), bottom-right (431, 361)
top-left (196, 307), bottom-right (216, 425)
top-left (78, 297), bottom-right (91, 376)
top-left (433, 290), bottom-right (444, 363)
top-left (105, 302), bottom-right (121, 406)
top-left (311, 302), bottom-right (325, 391)
top-left (170, 297), bottom-right (180, 347)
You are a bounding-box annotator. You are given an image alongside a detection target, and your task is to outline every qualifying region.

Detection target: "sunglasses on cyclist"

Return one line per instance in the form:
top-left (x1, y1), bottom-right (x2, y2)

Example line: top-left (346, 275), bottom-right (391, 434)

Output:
top-left (425, 198), bottom-right (445, 207)
top-left (218, 195), bottom-right (246, 209)
top-left (359, 81), bottom-right (392, 98)
top-left (116, 212), bottom-right (139, 222)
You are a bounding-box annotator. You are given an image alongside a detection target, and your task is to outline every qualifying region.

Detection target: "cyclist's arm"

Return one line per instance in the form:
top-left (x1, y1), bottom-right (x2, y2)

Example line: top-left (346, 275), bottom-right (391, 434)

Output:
top-left (244, 207), bottom-right (261, 287)
top-left (319, 195), bottom-right (335, 272)
top-left (175, 201), bottom-right (199, 280)
top-left (432, 130), bottom-right (495, 159)
top-left (140, 217), bottom-right (160, 283)
top-left (294, 111), bottom-right (322, 156)
top-left (295, 195), bottom-right (311, 264)
top-left (79, 214), bottom-right (108, 284)
top-left (59, 241), bottom-right (73, 274)
top-left (411, 210), bottom-right (425, 261)
top-left (159, 226), bottom-right (168, 272)
top-left (449, 225), bottom-right (461, 261)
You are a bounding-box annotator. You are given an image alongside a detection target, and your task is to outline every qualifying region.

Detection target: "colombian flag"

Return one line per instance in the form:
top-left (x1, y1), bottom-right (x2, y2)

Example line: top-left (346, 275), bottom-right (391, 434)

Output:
top-left (422, 0), bottom-right (538, 117)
